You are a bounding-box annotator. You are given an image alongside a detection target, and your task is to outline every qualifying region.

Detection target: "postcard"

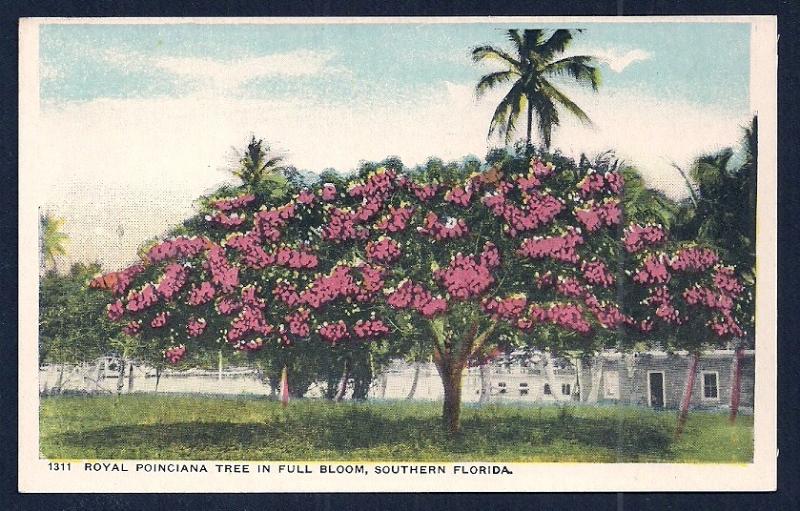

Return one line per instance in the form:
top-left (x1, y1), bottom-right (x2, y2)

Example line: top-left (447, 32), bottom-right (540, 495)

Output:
top-left (19, 16), bottom-right (777, 492)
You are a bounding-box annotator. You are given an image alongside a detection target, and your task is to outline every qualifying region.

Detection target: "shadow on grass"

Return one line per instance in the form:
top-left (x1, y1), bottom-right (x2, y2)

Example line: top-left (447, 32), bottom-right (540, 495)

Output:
top-left (45, 405), bottom-right (673, 461)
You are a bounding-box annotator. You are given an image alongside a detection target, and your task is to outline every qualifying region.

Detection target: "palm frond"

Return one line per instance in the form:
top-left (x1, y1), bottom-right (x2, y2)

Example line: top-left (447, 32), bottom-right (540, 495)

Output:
top-left (471, 45), bottom-right (521, 69)
top-left (544, 56), bottom-right (602, 91)
top-left (538, 29), bottom-right (576, 59)
top-left (488, 82), bottom-right (525, 141)
top-left (475, 70), bottom-right (519, 97)
top-left (540, 81), bottom-right (592, 125)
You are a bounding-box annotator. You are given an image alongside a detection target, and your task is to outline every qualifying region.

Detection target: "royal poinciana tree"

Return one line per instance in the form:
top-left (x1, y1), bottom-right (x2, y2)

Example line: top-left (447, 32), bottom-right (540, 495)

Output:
top-left (94, 149), bottom-right (748, 434)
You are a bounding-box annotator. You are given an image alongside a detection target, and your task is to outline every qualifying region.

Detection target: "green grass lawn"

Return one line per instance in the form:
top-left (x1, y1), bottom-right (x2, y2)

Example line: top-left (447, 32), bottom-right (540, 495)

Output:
top-left (40, 394), bottom-right (753, 463)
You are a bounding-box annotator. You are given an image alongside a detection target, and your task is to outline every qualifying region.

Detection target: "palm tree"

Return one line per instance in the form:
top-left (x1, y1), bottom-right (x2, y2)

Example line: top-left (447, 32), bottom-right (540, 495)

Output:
top-left (40, 212), bottom-right (68, 272)
top-left (472, 29), bottom-right (601, 149)
top-left (232, 136), bottom-right (285, 189)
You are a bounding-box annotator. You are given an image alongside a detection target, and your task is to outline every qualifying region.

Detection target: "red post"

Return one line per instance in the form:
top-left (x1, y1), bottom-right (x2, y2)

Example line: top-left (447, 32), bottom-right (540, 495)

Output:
top-left (729, 347), bottom-right (744, 423)
top-left (280, 366), bottom-right (290, 407)
top-left (675, 352), bottom-right (699, 439)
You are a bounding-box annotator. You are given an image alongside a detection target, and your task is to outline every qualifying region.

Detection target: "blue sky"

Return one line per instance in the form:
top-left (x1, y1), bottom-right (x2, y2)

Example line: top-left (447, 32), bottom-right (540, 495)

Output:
top-left (41, 22), bottom-right (750, 111)
top-left (34, 21), bottom-right (754, 269)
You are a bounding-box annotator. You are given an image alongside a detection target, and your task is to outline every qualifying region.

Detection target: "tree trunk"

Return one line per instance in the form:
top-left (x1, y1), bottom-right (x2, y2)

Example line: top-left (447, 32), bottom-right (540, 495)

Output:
top-left (280, 366), bottom-right (290, 407)
top-left (127, 363), bottom-right (135, 392)
top-left (218, 349), bottom-right (223, 381)
top-left (588, 355), bottom-right (604, 404)
top-left (526, 100), bottom-right (533, 148)
top-left (53, 363), bottom-right (65, 395)
top-left (154, 366), bottom-right (161, 393)
top-left (334, 359), bottom-right (350, 402)
top-left (116, 358), bottom-right (126, 396)
top-left (478, 363), bottom-right (490, 404)
top-left (406, 362), bottom-right (420, 400)
top-left (730, 347), bottom-right (744, 423)
top-left (574, 357), bottom-right (582, 402)
top-left (438, 362), bottom-right (464, 435)
top-left (675, 352), bottom-right (699, 438)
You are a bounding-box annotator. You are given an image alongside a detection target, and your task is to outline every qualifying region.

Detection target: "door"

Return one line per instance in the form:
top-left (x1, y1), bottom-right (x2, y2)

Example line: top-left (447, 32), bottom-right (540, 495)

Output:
top-left (648, 372), bottom-right (665, 408)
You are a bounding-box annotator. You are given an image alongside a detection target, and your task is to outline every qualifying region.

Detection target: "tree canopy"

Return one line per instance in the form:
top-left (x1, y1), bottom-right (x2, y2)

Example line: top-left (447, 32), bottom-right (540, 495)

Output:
top-left (93, 146), bottom-right (749, 433)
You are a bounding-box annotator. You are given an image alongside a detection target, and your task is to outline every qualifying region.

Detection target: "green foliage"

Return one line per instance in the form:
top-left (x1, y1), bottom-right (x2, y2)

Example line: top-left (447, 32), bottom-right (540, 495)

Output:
top-left (39, 263), bottom-right (118, 365)
top-left (39, 212), bottom-right (68, 271)
top-left (40, 395), bottom-right (753, 462)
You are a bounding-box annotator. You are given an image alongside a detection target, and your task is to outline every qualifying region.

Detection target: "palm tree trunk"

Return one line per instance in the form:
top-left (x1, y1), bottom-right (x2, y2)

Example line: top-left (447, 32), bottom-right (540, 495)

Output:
top-left (730, 347), bottom-right (744, 423)
top-left (675, 352), bottom-right (699, 438)
top-left (526, 99), bottom-right (533, 148)
top-left (406, 362), bottom-right (420, 400)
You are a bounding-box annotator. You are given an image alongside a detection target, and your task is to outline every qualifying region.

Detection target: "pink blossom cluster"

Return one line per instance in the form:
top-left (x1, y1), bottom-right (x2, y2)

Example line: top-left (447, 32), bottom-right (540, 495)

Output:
top-left (241, 285), bottom-right (266, 309)
top-left (348, 168), bottom-right (397, 201)
top-left (444, 183), bottom-right (474, 207)
top-left (254, 202), bottom-right (297, 242)
top-left (574, 199), bottom-right (621, 232)
top-left (156, 263), bottom-right (188, 300)
top-left (321, 183), bottom-right (337, 201)
top-left (186, 317), bottom-right (207, 337)
top-left (126, 284), bottom-right (159, 312)
top-left (206, 246), bottom-right (239, 293)
top-left (515, 172), bottom-right (541, 193)
top-left (545, 303), bottom-right (591, 334)
top-left (354, 264), bottom-right (386, 303)
top-left (683, 286), bottom-right (734, 312)
top-left (530, 159), bottom-right (554, 178)
top-left (713, 267), bottom-right (743, 296)
top-left (633, 256), bottom-right (672, 285)
top-left (296, 189), bottom-right (315, 205)
top-left (227, 305), bottom-right (273, 345)
top-left (406, 182), bottom-right (439, 201)
top-left (164, 345), bottom-right (186, 364)
top-left (212, 194), bottom-right (255, 212)
top-left (216, 297), bottom-right (242, 315)
top-left (644, 286), bottom-right (683, 324)
top-left (353, 319), bottom-right (390, 338)
top-left (417, 212), bottom-right (469, 240)
top-left (207, 211), bottom-right (246, 228)
top-left (109, 264), bottom-right (146, 295)
top-left (481, 294), bottom-right (527, 320)
top-left (285, 309), bottom-right (311, 337)
top-left (272, 281), bottom-right (302, 307)
top-left (669, 248), bottom-right (719, 272)
top-left (584, 294), bottom-right (634, 329)
top-left (386, 280), bottom-right (448, 317)
top-left (188, 281), bottom-right (216, 306)
top-left (123, 320), bottom-right (142, 336)
top-left (226, 231), bottom-right (275, 269)
top-left (582, 260), bottom-right (614, 287)
top-left (365, 237), bottom-right (402, 264)
top-left (623, 224), bottom-right (666, 253)
top-left (434, 252), bottom-right (495, 300)
top-left (146, 237), bottom-right (210, 264)
top-left (375, 205), bottom-right (414, 233)
top-left (319, 320), bottom-right (349, 344)
top-left (107, 300), bottom-right (124, 321)
top-left (322, 207), bottom-right (370, 242)
top-left (578, 171), bottom-right (623, 198)
top-left (709, 315), bottom-right (745, 338)
top-left (556, 277), bottom-right (587, 298)
top-left (150, 311), bottom-right (169, 328)
top-left (482, 191), bottom-right (563, 237)
top-left (276, 246), bottom-right (319, 269)
top-left (300, 266), bottom-right (359, 309)
top-left (478, 242), bottom-right (501, 270)
top-left (517, 229), bottom-right (585, 263)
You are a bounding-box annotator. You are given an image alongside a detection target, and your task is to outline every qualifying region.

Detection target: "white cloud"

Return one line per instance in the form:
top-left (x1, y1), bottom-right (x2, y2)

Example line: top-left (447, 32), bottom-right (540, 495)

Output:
top-left (567, 46), bottom-right (653, 73)
top-left (97, 48), bottom-right (344, 93)
top-left (33, 81), bottom-right (749, 270)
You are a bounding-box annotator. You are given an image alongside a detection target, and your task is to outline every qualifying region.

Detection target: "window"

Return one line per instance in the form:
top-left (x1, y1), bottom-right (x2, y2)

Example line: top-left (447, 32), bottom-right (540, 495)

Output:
top-left (543, 383), bottom-right (551, 395)
top-left (497, 382), bottom-right (507, 394)
top-left (561, 383), bottom-right (571, 396)
top-left (519, 382), bottom-right (529, 396)
top-left (702, 372), bottom-right (719, 400)
top-left (603, 371), bottom-right (619, 399)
